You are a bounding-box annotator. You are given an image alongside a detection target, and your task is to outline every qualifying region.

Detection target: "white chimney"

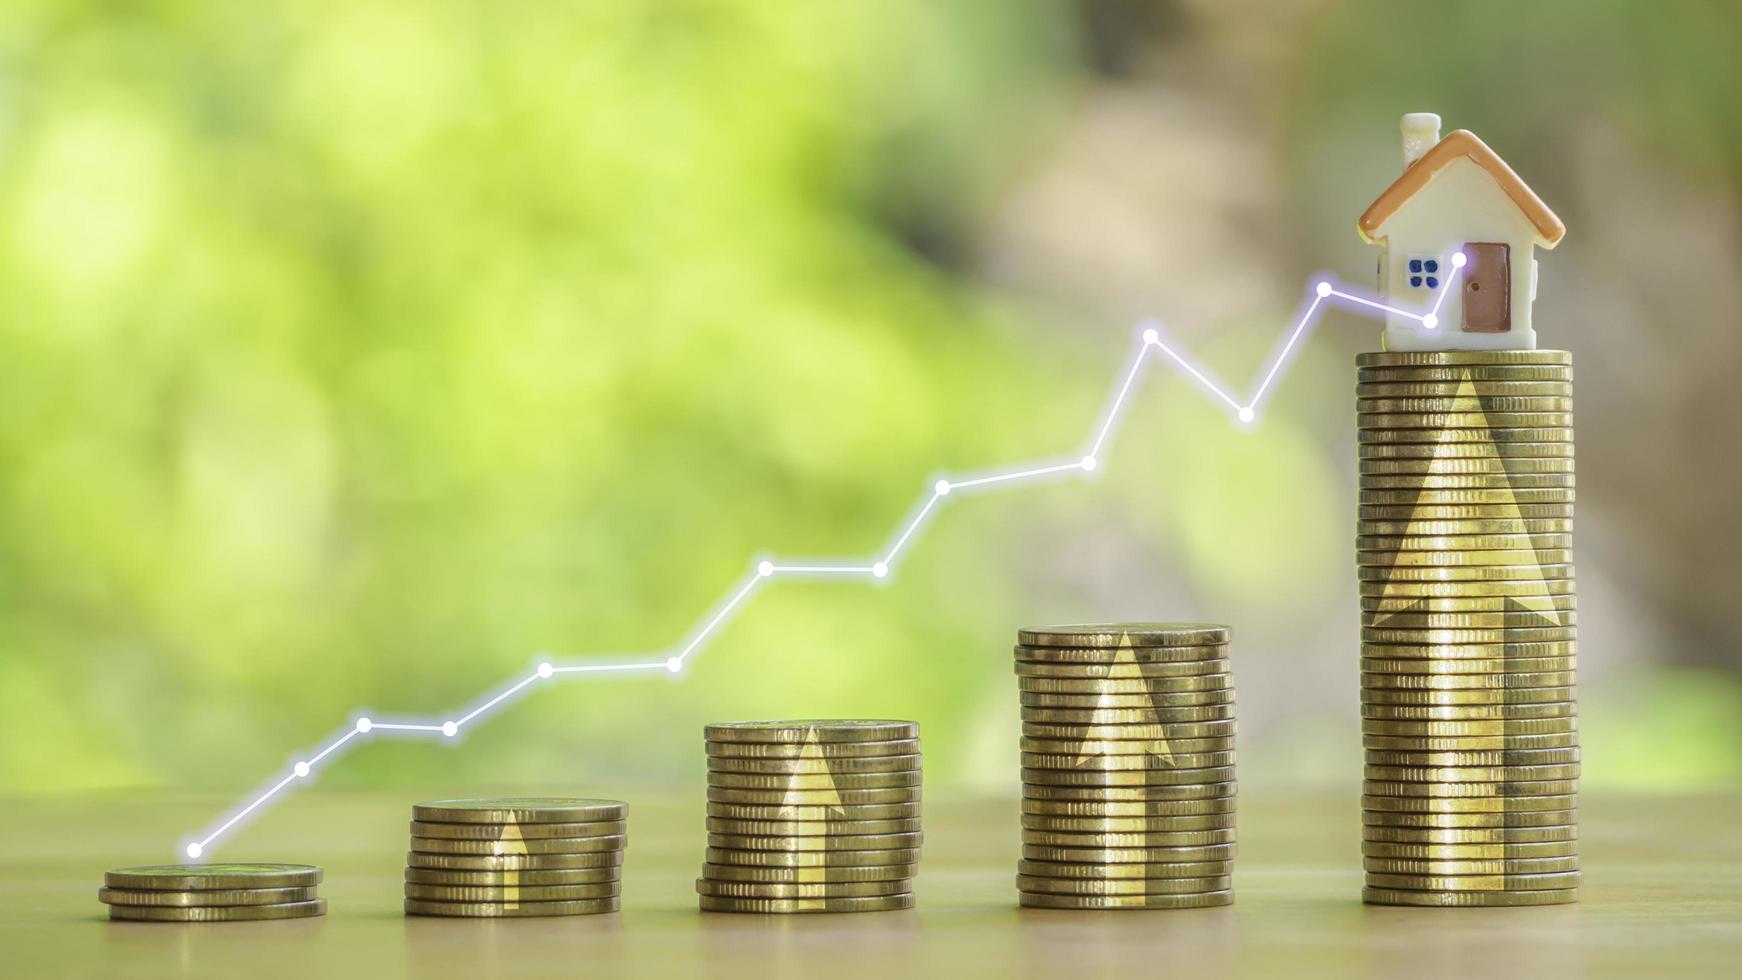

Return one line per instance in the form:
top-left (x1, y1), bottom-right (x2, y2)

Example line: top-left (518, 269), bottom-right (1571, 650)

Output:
top-left (1401, 112), bottom-right (1441, 169)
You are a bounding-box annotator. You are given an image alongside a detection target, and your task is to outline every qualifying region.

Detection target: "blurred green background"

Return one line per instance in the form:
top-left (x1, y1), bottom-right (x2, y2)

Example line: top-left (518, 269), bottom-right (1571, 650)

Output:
top-left (2, 0), bottom-right (1739, 808)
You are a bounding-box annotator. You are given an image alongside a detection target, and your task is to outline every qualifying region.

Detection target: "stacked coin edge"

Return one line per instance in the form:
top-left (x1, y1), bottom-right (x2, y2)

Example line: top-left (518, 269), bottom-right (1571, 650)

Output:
top-left (100, 863), bottom-right (326, 922)
top-left (1356, 350), bottom-right (1579, 907)
top-left (403, 797), bottom-right (628, 917)
top-left (1016, 623), bottom-right (1236, 910)
top-left (698, 720), bottom-right (921, 913)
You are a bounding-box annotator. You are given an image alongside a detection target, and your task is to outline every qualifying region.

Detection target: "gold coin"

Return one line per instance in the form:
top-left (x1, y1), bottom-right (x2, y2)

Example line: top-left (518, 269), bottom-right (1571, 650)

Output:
top-left (1359, 474), bottom-right (1575, 492)
top-left (1359, 412), bottom-right (1572, 430)
top-left (1362, 717), bottom-right (1577, 737)
top-left (1361, 840), bottom-right (1577, 860)
top-left (1021, 706), bottom-right (1235, 725)
top-left (705, 817), bottom-right (923, 837)
top-left (704, 832), bottom-right (922, 852)
top-left (107, 900), bottom-right (327, 922)
top-left (1356, 381), bottom-right (1572, 398)
top-left (695, 879), bottom-right (909, 899)
top-left (1364, 748), bottom-right (1579, 767)
top-left (1019, 692), bottom-right (1235, 710)
top-left (1014, 660), bottom-right (1229, 679)
top-left (1359, 541), bottom-right (1573, 562)
top-left (409, 835), bottom-right (626, 856)
top-left (1358, 396), bottom-right (1573, 414)
top-left (1362, 887), bottom-right (1575, 907)
top-left (1021, 766), bottom-right (1236, 787)
top-left (1356, 350), bottom-right (1572, 367)
top-left (1360, 446), bottom-right (1573, 465)
top-left (1017, 624), bottom-right (1229, 648)
top-left (1366, 871), bottom-right (1580, 892)
top-left (1020, 829), bottom-right (1236, 848)
top-left (403, 867), bottom-right (619, 886)
top-left (103, 864), bottom-right (321, 891)
top-left (1358, 563), bottom-right (1574, 583)
top-left (1362, 856), bottom-right (1579, 875)
top-left (412, 798), bottom-right (626, 824)
top-left (1018, 890), bottom-right (1232, 910)
top-left (702, 847), bottom-right (921, 868)
top-left (698, 893), bottom-right (913, 914)
top-left (408, 820), bottom-right (625, 840)
top-left (705, 754), bottom-right (922, 775)
top-left (1358, 460), bottom-right (1574, 481)
top-left (1362, 688), bottom-right (1576, 707)
top-left (1022, 720), bottom-right (1237, 740)
top-left (1020, 751), bottom-right (1236, 771)
top-left (1021, 797), bottom-right (1237, 817)
top-left (1362, 702), bottom-right (1575, 721)
top-left (1364, 780), bottom-right (1578, 799)
top-left (1360, 502), bottom-right (1573, 520)
top-left (1359, 428), bottom-right (1573, 448)
top-left (1023, 782), bottom-right (1237, 803)
top-left (1359, 577), bottom-right (1575, 597)
top-left (706, 771), bottom-right (921, 790)
top-left (1020, 736), bottom-right (1237, 756)
top-left (403, 882), bottom-right (618, 902)
top-left (1021, 844), bottom-right (1237, 864)
top-left (1359, 519), bottom-right (1573, 536)
top-left (1362, 809), bottom-right (1575, 829)
top-left (404, 898), bottom-right (618, 917)
top-left (98, 886), bottom-right (318, 907)
top-left (704, 720), bottom-right (918, 744)
top-left (1017, 675), bottom-right (1233, 694)
top-left (1362, 627), bottom-right (1577, 645)
top-left (1357, 365), bottom-right (1572, 382)
top-left (704, 801), bottom-right (922, 822)
top-left (1017, 875), bottom-right (1231, 896)
top-left (1361, 596), bottom-right (1577, 614)
top-left (706, 787), bottom-right (922, 806)
top-left (1017, 859), bottom-right (1233, 879)
top-left (1362, 671), bottom-right (1576, 690)
top-left (405, 850), bottom-right (623, 872)
top-left (1362, 824), bottom-right (1577, 844)
top-left (1361, 489), bottom-right (1575, 507)
top-left (1361, 657), bottom-right (1575, 674)
top-left (697, 863), bottom-right (916, 883)
top-left (705, 738), bottom-right (919, 759)
top-left (1015, 646), bottom-right (1229, 665)
top-left (1020, 814), bottom-right (1236, 833)
top-left (1360, 794), bottom-right (1577, 814)
top-left (1364, 732), bottom-right (1579, 753)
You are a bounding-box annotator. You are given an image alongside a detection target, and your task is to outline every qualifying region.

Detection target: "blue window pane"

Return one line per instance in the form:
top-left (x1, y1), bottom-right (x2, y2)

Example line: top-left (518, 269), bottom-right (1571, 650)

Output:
top-left (1409, 259), bottom-right (1423, 273)
top-left (1426, 276), bottom-right (1439, 289)
top-left (1409, 275), bottom-right (1423, 288)
top-left (1425, 260), bottom-right (1439, 273)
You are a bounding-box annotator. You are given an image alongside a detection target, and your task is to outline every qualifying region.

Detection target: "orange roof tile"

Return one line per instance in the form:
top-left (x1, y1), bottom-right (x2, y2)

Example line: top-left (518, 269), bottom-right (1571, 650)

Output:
top-left (1357, 130), bottom-right (1565, 247)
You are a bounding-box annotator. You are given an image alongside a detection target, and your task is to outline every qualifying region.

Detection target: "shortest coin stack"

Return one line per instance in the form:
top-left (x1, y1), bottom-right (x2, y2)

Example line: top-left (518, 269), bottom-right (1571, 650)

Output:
top-left (101, 864), bottom-right (325, 922)
top-left (404, 797), bottom-right (627, 917)
top-left (699, 720), bottom-right (921, 913)
top-left (1016, 624), bottom-right (1237, 910)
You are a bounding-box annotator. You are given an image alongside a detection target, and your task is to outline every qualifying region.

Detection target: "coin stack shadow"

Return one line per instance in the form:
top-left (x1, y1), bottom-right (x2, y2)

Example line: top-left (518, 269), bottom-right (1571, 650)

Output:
top-left (698, 720), bottom-right (921, 913)
top-left (403, 798), bottom-right (627, 917)
top-left (1015, 624), bottom-right (1236, 910)
top-left (1357, 350), bottom-right (1579, 907)
top-left (100, 863), bottom-right (325, 922)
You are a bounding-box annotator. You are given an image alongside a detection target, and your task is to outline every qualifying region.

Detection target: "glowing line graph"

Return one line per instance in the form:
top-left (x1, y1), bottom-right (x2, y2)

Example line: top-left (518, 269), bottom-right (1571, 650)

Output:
top-left (182, 265), bottom-right (1459, 859)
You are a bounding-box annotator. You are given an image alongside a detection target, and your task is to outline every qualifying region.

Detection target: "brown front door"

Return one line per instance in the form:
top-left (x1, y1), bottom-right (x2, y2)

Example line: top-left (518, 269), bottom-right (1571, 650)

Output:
top-left (1461, 242), bottom-right (1511, 333)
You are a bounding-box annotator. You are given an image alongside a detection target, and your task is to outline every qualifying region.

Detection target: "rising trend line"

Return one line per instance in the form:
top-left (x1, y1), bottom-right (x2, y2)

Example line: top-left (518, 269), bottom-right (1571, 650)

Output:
top-left (181, 267), bottom-right (1453, 858)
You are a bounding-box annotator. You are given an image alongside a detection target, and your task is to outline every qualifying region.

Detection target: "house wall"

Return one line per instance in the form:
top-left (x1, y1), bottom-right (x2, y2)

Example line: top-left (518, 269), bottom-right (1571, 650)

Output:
top-left (1372, 158), bottom-right (1544, 352)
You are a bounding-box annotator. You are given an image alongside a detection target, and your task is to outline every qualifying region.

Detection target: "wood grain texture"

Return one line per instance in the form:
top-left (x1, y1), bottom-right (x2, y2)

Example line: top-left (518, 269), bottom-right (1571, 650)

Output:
top-left (1, 791), bottom-right (1738, 978)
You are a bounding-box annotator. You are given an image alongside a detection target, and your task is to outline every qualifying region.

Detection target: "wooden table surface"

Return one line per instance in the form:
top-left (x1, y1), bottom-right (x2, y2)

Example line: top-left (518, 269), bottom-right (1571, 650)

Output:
top-left (2, 790), bottom-right (1738, 979)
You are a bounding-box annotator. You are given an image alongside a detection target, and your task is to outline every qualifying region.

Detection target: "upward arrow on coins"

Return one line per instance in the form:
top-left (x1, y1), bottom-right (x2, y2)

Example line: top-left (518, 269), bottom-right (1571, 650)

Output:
top-left (1074, 635), bottom-right (1174, 766)
top-left (493, 817), bottom-right (528, 910)
top-left (1370, 373), bottom-right (1566, 627)
top-left (786, 728), bottom-right (843, 896)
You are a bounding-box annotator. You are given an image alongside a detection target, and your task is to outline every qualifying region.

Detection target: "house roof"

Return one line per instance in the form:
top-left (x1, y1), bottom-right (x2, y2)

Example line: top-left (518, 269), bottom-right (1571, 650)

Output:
top-left (1357, 129), bottom-right (1565, 247)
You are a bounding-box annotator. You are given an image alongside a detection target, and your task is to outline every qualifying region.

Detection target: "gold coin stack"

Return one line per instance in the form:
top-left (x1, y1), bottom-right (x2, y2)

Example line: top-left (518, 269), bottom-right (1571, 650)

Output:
top-left (1015, 624), bottom-right (1236, 910)
top-left (698, 720), bottom-right (921, 913)
top-left (1357, 350), bottom-right (1579, 908)
top-left (100, 863), bottom-right (325, 922)
top-left (403, 797), bottom-right (627, 917)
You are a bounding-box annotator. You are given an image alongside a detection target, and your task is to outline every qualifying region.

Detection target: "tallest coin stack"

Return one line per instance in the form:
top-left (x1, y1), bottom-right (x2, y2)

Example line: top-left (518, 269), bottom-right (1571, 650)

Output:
top-left (1356, 350), bottom-right (1579, 907)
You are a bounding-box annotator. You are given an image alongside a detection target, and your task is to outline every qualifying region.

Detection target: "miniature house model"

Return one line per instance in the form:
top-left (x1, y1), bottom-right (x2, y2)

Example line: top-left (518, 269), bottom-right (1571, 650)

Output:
top-left (1358, 113), bottom-right (1565, 352)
